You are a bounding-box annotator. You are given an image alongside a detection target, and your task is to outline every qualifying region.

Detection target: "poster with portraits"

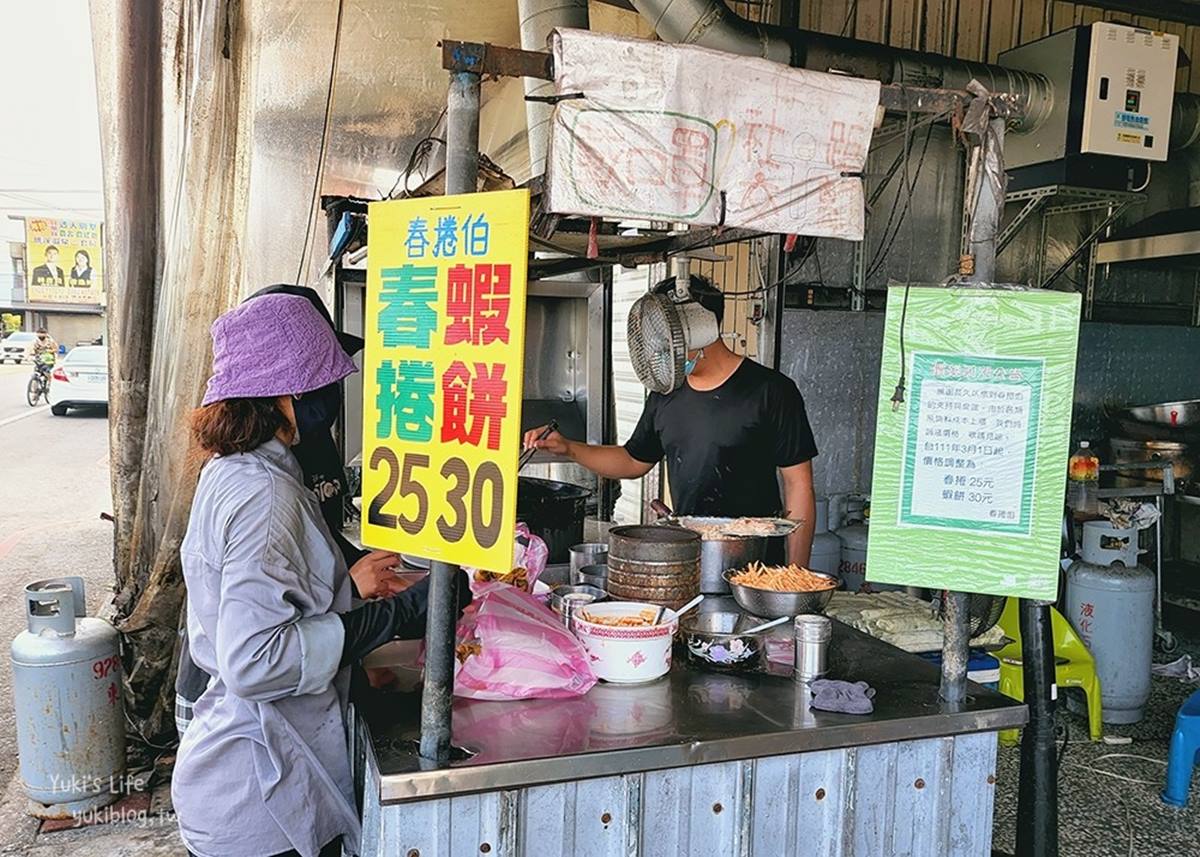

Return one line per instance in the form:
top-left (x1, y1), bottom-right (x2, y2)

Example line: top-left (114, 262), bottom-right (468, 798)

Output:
top-left (24, 218), bottom-right (103, 305)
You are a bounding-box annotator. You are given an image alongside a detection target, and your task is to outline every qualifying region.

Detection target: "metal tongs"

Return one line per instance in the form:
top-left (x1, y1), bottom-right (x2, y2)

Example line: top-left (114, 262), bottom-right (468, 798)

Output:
top-left (518, 419), bottom-right (558, 472)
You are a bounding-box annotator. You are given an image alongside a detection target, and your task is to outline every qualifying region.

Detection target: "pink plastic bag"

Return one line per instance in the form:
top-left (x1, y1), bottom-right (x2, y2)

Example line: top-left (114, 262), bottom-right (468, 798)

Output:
top-left (454, 585), bottom-right (597, 701)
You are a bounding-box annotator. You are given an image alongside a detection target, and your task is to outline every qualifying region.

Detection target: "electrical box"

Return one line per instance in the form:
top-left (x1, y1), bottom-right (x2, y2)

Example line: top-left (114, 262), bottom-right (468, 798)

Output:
top-left (999, 23), bottom-right (1178, 188)
top-left (1080, 23), bottom-right (1176, 160)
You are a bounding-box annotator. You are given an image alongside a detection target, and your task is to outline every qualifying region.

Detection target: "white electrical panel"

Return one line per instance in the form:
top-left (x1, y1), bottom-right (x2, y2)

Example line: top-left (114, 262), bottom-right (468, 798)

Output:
top-left (1080, 22), bottom-right (1177, 161)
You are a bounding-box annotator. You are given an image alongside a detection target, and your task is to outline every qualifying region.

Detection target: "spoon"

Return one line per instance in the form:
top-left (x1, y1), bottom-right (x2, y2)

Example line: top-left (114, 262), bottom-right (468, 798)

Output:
top-left (666, 594), bottom-right (705, 623)
top-left (739, 615), bottom-right (791, 635)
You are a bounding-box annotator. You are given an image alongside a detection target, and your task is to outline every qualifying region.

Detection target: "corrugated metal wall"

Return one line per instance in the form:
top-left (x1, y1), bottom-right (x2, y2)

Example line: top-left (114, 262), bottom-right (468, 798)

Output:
top-left (612, 265), bottom-right (655, 524)
top-left (361, 732), bottom-right (1002, 857)
top-left (797, 0), bottom-right (1200, 94)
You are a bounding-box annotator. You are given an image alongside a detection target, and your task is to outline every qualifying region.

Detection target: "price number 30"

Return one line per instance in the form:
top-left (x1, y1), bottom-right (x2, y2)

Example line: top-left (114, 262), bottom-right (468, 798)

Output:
top-left (367, 449), bottom-right (504, 548)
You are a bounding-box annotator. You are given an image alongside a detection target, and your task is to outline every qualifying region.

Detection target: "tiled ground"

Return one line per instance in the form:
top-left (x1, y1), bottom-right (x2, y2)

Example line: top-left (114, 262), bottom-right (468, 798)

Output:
top-left (991, 620), bottom-right (1200, 857)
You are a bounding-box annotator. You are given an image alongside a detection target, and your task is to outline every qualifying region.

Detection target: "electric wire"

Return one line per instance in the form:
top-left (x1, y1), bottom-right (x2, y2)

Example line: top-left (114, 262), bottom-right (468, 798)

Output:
top-left (868, 118), bottom-right (936, 282)
top-left (295, 0), bottom-right (345, 284)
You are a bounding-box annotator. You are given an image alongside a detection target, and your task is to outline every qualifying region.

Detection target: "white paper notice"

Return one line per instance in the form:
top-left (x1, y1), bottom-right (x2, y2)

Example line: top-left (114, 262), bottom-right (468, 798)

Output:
top-left (900, 353), bottom-right (1044, 536)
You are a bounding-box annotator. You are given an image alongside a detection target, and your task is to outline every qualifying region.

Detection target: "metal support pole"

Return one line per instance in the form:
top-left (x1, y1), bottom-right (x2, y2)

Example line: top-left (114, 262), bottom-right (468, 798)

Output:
top-left (943, 114), bottom-right (1006, 704)
top-left (964, 117), bottom-right (1006, 284)
top-left (418, 561), bottom-right (460, 765)
top-left (1016, 600), bottom-right (1058, 857)
top-left (418, 67), bottom-right (481, 766)
top-left (939, 591), bottom-right (970, 703)
top-left (446, 70), bottom-right (481, 195)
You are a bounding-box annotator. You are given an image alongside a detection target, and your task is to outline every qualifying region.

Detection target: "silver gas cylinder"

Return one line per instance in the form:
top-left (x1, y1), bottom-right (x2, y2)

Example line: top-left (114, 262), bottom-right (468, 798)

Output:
top-left (11, 577), bottom-right (126, 818)
top-left (834, 522), bottom-right (903, 593)
top-left (1064, 550), bottom-right (1155, 724)
top-left (835, 522), bottom-right (870, 591)
top-left (808, 497), bottom-right (841, 578)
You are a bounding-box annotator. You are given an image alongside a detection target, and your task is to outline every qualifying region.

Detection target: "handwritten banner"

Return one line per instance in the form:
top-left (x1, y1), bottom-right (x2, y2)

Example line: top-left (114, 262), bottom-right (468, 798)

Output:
top-left (546, 28), bottom-right (879, 240)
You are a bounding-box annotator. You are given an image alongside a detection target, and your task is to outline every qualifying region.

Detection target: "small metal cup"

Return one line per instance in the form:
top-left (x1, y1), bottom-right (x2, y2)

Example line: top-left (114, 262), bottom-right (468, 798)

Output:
top-left (574, 563), bottom-right (609, 591)
top-left (793, 615), bottom-right (832, 681)
top-left (550, 585), bottom-right (604, 633)
top-left (570, 543), bottom-right (608, 579)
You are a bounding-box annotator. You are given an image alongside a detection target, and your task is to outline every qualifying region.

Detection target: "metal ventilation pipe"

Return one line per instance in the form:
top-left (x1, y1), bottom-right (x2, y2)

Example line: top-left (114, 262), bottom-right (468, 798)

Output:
top-left (519, 0), bottom-right (589, 176)
top-left (1170, 92), bottom-right (1200, 151)
top-left (629, 0), bottom-right (1047, 132)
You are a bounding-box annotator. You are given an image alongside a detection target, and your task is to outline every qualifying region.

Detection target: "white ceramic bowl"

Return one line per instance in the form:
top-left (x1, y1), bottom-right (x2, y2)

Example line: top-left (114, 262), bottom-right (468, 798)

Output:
top-left (572, 601), bottom-right (677, 684)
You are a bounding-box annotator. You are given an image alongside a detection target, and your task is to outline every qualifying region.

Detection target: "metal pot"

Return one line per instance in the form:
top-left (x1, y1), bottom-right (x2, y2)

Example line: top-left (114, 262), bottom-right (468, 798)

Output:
top-left (517, 477), bottom-right (592, 564)
top-left (649, 503), bottom-right (778, 594)
top-left (606, 525), bottom-right (701, 611)
top-left (1108, 437), bottom-right (1195, 486)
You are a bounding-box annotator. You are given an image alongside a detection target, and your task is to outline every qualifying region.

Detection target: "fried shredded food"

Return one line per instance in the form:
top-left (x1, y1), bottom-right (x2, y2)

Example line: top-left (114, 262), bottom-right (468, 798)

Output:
top-left (682, 517), bottom-right (786, 539)
top-left (475, 566), bottom-right (528, 591)
top-left (455, 641), bottom-right (482, 663)
top-left (729, 562), bottom-right (836, 592)
top-left (579, 607), bottom-right (659, 627)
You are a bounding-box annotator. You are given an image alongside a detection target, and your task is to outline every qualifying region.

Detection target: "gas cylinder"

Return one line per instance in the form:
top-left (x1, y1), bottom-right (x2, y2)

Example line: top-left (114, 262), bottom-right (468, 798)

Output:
top-left (1065, 534), bottom-right (1155, 724)
top-left (835, 521), bottom-right (903, 593)
top-left (808, 497), bottom-right (841, 577)
top-left (835, 522), bottom-right (870, 591)
top-left (11, 577), bottom-right (126, 818)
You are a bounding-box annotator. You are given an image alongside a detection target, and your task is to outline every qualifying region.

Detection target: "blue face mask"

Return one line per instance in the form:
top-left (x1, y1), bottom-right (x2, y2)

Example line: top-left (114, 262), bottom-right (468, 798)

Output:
top-left (683, 349), bottom-right (703, 376)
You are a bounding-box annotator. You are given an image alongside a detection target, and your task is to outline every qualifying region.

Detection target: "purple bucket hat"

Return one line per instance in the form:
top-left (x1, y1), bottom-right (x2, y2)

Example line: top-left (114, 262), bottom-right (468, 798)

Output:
top-left (202, 293), bottom-right (358, 406)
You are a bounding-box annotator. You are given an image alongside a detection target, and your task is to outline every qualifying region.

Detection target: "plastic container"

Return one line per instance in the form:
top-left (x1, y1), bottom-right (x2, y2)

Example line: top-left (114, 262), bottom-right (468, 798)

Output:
top-left (1067, 440), bottom-right (1100, 518)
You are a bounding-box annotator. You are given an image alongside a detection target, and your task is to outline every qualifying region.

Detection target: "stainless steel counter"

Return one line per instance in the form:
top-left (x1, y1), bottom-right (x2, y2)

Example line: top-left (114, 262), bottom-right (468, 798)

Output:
top-left (355, 622), bottom-right (1026, 804)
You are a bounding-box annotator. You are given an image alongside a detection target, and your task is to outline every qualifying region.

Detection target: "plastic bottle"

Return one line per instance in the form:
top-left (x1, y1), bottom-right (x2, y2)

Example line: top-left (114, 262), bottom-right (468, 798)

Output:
top-left (1067, 441), bottom-right (1100, 518)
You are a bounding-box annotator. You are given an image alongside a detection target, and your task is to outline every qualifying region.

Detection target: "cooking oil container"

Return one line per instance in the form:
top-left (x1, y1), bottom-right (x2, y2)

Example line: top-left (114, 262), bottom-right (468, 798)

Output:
top-left (11, 577), bottom-right (125, 818)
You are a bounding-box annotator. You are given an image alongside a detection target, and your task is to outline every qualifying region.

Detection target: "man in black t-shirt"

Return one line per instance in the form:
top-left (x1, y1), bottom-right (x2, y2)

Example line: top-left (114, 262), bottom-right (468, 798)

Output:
top-left (523, 275), bottom-right (818, 565)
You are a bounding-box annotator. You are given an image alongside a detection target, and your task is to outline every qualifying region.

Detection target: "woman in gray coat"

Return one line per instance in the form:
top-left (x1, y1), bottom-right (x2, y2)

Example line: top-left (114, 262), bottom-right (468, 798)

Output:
top-left (174, 294), bottom-right (467, 857)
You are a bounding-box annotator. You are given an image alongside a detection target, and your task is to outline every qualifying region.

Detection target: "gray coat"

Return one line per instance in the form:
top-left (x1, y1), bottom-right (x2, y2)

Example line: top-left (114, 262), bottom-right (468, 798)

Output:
top-left (172, 438), bottom-right (360, 857)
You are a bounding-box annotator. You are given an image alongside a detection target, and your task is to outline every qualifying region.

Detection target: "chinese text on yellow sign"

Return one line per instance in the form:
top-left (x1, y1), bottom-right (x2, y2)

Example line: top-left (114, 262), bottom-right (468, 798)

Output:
top-left (24, 218), bottom-right (104, 305)
top-left (362, 190), bottom-right (529, 572)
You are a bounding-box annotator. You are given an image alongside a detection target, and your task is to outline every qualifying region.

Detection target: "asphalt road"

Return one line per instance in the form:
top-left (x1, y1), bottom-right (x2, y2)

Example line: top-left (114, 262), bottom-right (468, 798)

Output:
top-left (0, 362), bottom-right (49, 426)
top-left (0, 365), bottom-right (158, 853)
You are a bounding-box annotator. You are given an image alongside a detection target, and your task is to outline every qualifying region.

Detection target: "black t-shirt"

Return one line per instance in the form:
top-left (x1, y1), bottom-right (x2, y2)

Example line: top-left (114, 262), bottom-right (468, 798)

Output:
top-left (624, 358), bottom-right (818, 517)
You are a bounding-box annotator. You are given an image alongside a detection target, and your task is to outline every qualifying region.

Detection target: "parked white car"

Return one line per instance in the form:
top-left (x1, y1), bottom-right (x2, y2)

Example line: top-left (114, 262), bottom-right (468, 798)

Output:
top-left (1, 331), bottom-right (37, 363)
top-left (49, 346), bottom-right (108, 415)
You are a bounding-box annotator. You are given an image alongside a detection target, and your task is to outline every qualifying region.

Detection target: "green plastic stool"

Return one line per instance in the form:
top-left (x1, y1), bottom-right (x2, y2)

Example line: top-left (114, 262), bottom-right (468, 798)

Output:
top-left (994, 597), bottom-right (1103, 745)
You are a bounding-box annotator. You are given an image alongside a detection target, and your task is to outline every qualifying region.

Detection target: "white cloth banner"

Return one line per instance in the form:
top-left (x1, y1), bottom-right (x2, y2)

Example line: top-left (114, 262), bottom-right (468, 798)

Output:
top-left (546, 28), bottom-right (880, 241)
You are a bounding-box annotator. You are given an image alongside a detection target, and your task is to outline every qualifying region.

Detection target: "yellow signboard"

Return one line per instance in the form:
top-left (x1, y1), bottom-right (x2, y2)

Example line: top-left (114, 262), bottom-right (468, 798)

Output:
top-left (24, 218), bottom-right (104, 305)
top-left (361, 190), bottom-right (530, 572)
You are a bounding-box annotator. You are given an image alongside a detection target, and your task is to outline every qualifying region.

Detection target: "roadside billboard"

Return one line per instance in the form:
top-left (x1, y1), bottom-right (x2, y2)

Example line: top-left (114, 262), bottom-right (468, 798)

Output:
top-left (24, 218), bottom-right (104, 305)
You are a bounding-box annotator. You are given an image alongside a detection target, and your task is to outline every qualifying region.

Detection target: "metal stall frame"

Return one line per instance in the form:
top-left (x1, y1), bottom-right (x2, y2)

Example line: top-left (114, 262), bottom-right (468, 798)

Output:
top-left (428, 36), bottom-right (1057, 856)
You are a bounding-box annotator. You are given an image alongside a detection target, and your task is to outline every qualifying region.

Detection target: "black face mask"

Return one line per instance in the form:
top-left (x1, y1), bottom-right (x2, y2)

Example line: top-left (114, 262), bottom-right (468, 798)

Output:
top-left (293, 383), bottom-right (342, 443)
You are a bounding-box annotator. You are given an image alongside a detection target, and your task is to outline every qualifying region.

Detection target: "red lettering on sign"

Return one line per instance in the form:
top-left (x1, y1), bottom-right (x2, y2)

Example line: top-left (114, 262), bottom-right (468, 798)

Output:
top-left (439, 362), bottom-right (509, 450)
top-left (443, 263), bottom-right (511, 346)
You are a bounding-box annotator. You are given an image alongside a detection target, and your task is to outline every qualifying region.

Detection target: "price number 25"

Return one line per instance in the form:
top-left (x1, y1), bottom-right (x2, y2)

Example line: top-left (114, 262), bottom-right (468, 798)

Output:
top-left (367, 448), bottom-right (504, 549)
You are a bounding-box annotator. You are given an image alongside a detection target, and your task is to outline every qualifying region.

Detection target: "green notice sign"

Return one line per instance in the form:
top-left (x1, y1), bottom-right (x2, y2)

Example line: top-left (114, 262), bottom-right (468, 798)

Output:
top-left (867, 287), bottom-right (1081, 600)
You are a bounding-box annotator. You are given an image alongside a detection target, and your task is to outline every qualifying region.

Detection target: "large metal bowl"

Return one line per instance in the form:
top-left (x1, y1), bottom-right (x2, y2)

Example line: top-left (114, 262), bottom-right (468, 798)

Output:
top-left (723, 569), bottom-right (838, 618)
top-left (1124, 399), bottom-right (1200, 429)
